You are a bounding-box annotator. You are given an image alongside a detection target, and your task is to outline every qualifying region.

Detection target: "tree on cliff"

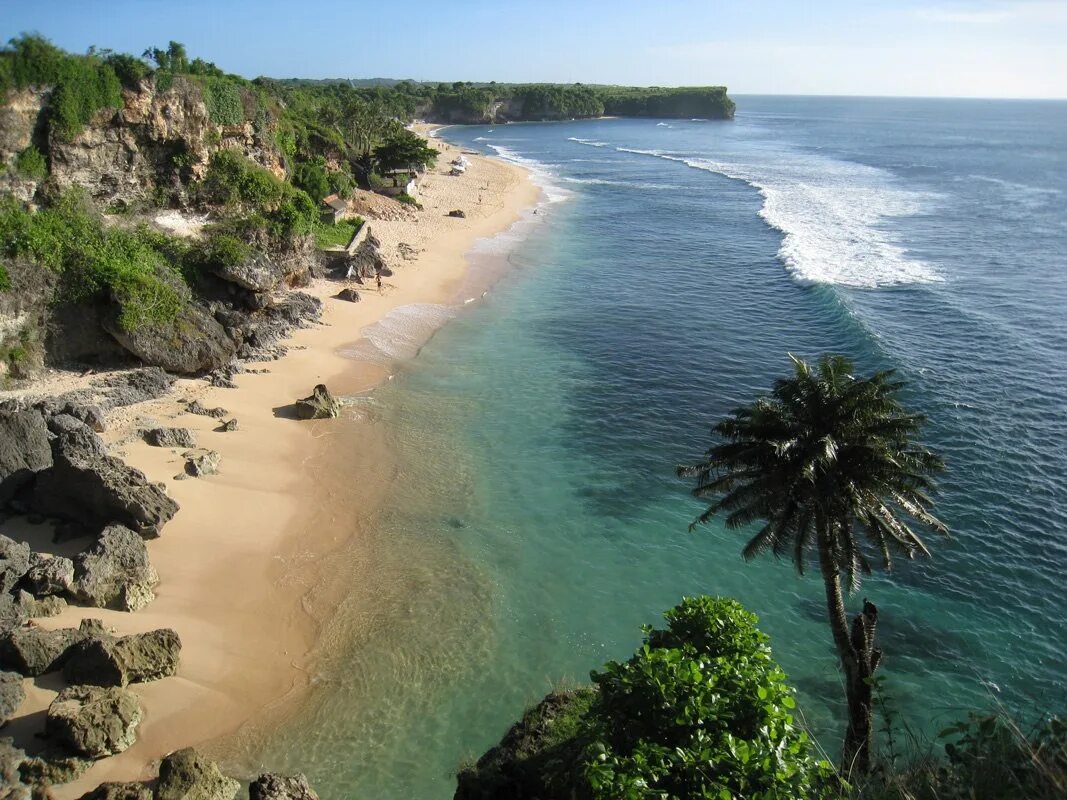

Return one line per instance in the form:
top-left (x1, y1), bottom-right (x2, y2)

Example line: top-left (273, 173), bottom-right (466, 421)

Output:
top-left (678, 354), bottom-right (946, 776)
top-left (373, 129), bottom-right (437, 172)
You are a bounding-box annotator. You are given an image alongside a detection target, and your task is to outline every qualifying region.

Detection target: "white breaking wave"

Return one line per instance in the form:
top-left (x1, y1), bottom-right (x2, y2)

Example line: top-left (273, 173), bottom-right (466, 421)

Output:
top-left (567, 137), bottom-right (610, 148)
top-left (487, 144), bottom-right (572, 204)
top-left (562, 176), bottom-right (678, 191)
top-left (656, 122), bottom-right (671, 128)
top-left (473, 136), bottom-right (490, 141)
top-left (615, 147), bottom-right (941, 288)
top-left (344, 304), bottom-right (457, 363)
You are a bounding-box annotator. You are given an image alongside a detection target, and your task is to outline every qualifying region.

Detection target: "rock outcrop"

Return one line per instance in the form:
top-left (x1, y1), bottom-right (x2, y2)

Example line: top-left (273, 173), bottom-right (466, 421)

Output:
top-left (0, 625), bottom-right (82, 676)
top-left (72, 525), bottom-right (159, 611)
top-left (77, 783), bottom-right (154, 800)
top-left (103, 301), bottom-right (236, 375)
top-left (0, 409), bottom-right (51, 504)
top-left (212, 254), bottom-right (286, 293)
top-left (294, 385), bottom-right (340, 420)
top-left (249, 774), bottom-right (320, 800)
top-left (0, 537), bottom-right (31, 594)
top-left (143, 427), bottom-right (196, 449)
top-left (0, 670), bottom-right (25, 725)
top-left (22, 554), bottom-right (75, 597)
top-left (46, 685), bottom-right (142, 758)
top-left (31, 427), bottom-right (179, 538)
top-left (157, 748), bottom-right (240, 800)
top-left (63, 625), bottom-right (180, 687)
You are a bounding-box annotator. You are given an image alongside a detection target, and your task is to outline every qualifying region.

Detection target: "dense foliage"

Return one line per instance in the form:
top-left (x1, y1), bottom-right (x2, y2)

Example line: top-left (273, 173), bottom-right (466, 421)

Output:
top-left (373, 129), bottom-right (438, 172)
top-left (0, 35), bottom-right (124, 138)
top-left (0, 192), bottom-right (188, 330)
top-left (313, 217), bottom-right (363, 249)
top-left (197, 150), bottom-right (317, 242)
top-left (13, 145), bottom-right (47, 179)
top-left (457, 597), bottom-right (836, 800)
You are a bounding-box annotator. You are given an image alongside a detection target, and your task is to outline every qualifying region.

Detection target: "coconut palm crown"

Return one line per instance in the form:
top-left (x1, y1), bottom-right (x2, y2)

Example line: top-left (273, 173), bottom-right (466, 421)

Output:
top-left (678, 353), bottom-right (947, 773)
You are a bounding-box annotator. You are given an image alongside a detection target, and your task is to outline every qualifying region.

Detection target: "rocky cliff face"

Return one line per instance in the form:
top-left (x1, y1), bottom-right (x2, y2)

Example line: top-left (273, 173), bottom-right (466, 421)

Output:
top-left (42, 76), bottom-right (284, 209)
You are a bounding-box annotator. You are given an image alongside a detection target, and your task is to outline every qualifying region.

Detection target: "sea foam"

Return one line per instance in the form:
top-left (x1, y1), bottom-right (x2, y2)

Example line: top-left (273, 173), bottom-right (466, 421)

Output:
top-left (616, 147), bottom-right (941, 288)
top-left (487, 144), bottom-right (572, 204)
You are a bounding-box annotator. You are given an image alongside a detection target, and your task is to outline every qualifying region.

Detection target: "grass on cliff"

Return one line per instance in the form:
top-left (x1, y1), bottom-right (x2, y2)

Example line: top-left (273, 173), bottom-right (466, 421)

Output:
top-left (0, 192), bottom-right (189, 331)
top-left (313, 217), bottom-right (363, 249)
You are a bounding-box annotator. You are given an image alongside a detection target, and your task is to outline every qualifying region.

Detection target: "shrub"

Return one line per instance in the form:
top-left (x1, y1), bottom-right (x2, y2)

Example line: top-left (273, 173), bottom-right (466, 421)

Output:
top-left (396, 192), bottom-right (421, 208)
top-left (196, 75), bottom-right (244, 125)
top-left (0, 264), bottom-right (9, 292)
top-left (13, 145), bottom-right (46, 180)
top-left (586, 597), bottom-right (837, 800)
top-left (0, 192), bottom-right (188, 331)
top-left (292, 159), bottom-right (331, 203)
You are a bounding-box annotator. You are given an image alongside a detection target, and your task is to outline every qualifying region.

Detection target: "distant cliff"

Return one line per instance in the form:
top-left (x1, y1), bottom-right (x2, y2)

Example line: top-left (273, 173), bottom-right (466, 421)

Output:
top-left (424, 84), bottom-right (736, 124)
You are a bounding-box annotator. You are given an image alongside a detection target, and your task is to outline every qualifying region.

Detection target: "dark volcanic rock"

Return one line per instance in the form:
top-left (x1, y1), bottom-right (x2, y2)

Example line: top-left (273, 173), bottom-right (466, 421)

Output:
top-left (15, 591), bottom-right (66, 619)
top-left (76, 782), bottom-right (153, 800)
top-left (334, 288), bottom-right (360, 303)
top-left (18, 750), bottom-right (93, 786)
top-left (46, 685), bottom-right (141, 758)
top-left (72, 525), bottom-right (158, 611)
top-left (0, 537), bottom-right (31, 594)
top-left (0, 593), bottom-right (28, 634)
top-left (0, 670), bottom-right (25, 724)
top-left (294, 385), bottom-right (340, 420)
top-left (447, 209), bottom-right (466, 218)
top-left (186, 401), bottom-right (228, 420)
top-left (103, 302), bottom-right (236, 375)
top-left (30, 427), bottom-right (178, 538)
top-left (0, 737), bottom-right (27, 793)
top-left (217, 418), bottom-right (238, 433)
top-left (157, 748), bottom-right (239, 800)
top-left (143, 428), bottom-right (196, 449)
top-left (47, 414), bottom-right (88, 435)
top-left (249, 774), bottom-right (319, 800)
top-left (63, 626), bottom-right (180, 687)
top-left (93, 367), bottom-right (174, 409)
top-left (22, 555), bottom-right (75, 597)
top-left (0, 625), bottom-right (82, 676)
top-left (0, 409), bottom-right (51, 505)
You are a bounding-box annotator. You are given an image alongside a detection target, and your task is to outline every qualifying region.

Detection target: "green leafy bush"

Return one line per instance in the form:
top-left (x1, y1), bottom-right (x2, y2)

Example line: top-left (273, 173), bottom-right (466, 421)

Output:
top-left (0, 264), bottom-right (10, 292)
top-left (0, 192), bottom-right (188, 330)
top-left (586, 597), bottom-right (837, 800)
top-left (373, 129), bottom-right (437, 172)
top-left (292, 159), bottom-right (331, 203)
top-left (196, 75), bottom-right (245, 125)
top-left (13, 145), bottom-right (46, 179)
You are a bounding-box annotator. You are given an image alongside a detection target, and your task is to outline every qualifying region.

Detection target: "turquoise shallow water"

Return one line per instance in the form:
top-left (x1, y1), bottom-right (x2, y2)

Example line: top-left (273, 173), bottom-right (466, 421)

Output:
top-left (249, 98), bottom-right (1067, 798)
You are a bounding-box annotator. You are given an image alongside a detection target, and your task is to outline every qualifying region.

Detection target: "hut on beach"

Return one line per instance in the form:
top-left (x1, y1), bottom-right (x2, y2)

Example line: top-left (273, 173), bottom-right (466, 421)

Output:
top-left (320, 193), bottom-right (347, 224)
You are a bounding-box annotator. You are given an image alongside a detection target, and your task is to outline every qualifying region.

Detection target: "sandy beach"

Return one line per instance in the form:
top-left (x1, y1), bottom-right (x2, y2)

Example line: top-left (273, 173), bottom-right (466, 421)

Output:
top-left (2, 131), bottom-right (539, 796)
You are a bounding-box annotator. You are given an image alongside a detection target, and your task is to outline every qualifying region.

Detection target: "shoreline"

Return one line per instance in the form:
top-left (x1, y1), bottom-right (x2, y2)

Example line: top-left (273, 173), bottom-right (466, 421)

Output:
top-left (8, 131), bottom-right (541, 796)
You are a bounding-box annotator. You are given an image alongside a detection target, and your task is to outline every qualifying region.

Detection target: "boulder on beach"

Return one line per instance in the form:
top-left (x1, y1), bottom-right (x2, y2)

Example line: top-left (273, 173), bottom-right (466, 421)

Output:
top-left (0, 737), bottom-right (27, 790)
top-left (217, 418), bottom-right (239, 433)
top-left (447, 209), bottom-right (466, 218)
top-left (0, 537), bottom-right (31, 595)
top-left (72, 525), bottom-right (158, 612)
top-left (143, 428), bottom-right (196, 449)
top-left (22, 554), bottom-right (75, 597)
top-left (30, 427), bottom-right (179, 538)
top-left (0, 670), bottom-right (25, 725)
top-left (46, 685), bottom-right (141, 759)
top-left (18, 750), bottom-right (93, 786)
top-left (0, 625), bottom-right (82, 676)
top-left (186, 401), bottom-right (228, 419)
top-left (294, 385), bottom-right (340, 420)
top-left (103, 300), bottom-right (236, 376)
top-left (0, 593), bottom-right (27, 635)
top-left (249, 774), bottom-right (320, 800)
top-left (0, 409), bottom-right (52, 505)
top-left (157, 748), bottom-right (240, 800)
top-left (182, 450), bottom-right (220, 478)
top-left (334, 288), bottom-right (360, 303)
top-left (76, 782), bottom-right (154, 800)
top-left (247, 776), bottom-right (317, 800)
top-left (63, 625), bottom-right (180, 687)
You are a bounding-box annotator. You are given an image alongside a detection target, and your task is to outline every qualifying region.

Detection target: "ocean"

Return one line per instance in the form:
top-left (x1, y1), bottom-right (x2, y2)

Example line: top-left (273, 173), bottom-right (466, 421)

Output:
top-left (246, 96), bottom-right (1067, 798)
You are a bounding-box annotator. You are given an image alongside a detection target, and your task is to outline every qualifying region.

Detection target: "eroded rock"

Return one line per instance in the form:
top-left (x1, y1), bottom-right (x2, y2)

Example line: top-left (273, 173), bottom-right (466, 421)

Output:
top-left (294, 385), bottom-right (340, 420)
top-left (30, 427), bottom-right (179, 538)
top-left (0, 670), bottom-right (25, 724)
top-left (103, 302), bottom-right (236, 376)
top-left (46, 685), bottom-right (141, 758)
top-left (75, 782), bottom-right (153, 800)
top-left (143, 428), bottom-right (196, 449)
top-left (249, 774), bottom-right (319, 800)
top-left (157, 748), bottom-right (239, 800)
top-left (72, 525), bottom-right (158, 611)
top-left (22, 555), bottom-right (75, 597)
top-left (63, 626), bottom-right (180, 687)
top-left (0, 410), bottom-right (52, 504)
top-left (0, 625), bottom-right (82, 676)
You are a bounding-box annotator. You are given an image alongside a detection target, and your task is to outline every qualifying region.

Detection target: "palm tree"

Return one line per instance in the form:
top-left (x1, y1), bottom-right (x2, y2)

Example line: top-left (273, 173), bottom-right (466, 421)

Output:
top-left (678, 354), bottom-right (946, 775)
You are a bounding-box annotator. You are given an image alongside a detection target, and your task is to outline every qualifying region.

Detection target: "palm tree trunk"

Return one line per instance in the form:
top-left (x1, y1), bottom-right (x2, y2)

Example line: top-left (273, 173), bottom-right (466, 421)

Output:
top-left (817, 527), bottom-right (877, 775)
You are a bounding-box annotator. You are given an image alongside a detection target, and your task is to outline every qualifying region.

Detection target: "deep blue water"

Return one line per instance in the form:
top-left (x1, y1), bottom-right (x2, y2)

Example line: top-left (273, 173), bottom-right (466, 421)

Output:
top-left (254, 97), bottom-right (1067, 798)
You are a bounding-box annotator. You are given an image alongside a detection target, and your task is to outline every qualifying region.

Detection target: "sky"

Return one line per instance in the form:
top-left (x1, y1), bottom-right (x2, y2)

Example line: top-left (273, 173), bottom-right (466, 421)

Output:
top-left (1, 0), bottom-right (1065, 98)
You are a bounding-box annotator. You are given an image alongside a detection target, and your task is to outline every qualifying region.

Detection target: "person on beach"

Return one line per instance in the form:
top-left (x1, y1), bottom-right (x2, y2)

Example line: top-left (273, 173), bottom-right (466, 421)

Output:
top-left (376, 271), bottom-right (383, 293)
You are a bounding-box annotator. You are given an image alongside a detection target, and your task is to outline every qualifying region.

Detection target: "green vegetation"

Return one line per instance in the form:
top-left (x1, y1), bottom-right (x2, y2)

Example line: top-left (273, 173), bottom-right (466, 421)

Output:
top-left (458, 597), bottom-right (836, 800)
top-left (373, 128), bottom-right (437, 172)
top-left (13, 145), bottom-right (46, 180)
top-left (679, 355), bottom-right (946, 775)
top-left (395, 192), bottom-right (420, 208)
top-left (197, 150), bottom-right (317, 243)
top-left (0, 35), bottom-right (124, 139)
top-left (313, 217), bottom-right (363, 249)
top-left (0, 192), bottom-right (188, 330)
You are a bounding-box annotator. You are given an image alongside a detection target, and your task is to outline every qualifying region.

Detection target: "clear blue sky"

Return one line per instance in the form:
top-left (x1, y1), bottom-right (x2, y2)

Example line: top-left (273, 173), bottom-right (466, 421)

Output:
top-left (2, 0), bottom-right (1064, 98)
